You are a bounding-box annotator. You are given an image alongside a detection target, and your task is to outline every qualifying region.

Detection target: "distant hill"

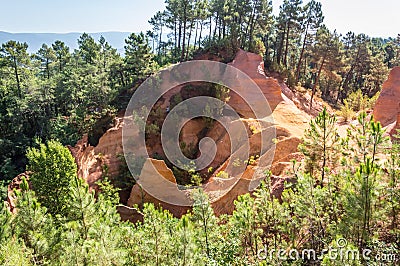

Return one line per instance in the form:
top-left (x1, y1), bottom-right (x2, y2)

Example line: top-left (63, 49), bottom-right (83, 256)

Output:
top-left (0, 31), bottom-right (131, 54)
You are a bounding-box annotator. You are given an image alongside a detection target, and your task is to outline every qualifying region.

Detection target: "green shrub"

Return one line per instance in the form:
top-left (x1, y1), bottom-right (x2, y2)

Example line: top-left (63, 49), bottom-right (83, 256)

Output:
top-left (337, 99), bottom-right (355, 122)
top-left (26, 140), bottom-right (77, 216)
top-left (216, 171), bottom-right (229, 179)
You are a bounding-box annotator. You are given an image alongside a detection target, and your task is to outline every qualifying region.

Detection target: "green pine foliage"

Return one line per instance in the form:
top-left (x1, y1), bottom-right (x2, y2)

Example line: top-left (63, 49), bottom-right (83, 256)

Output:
top-left (1, 116), bottom-right (399, 264)
top-left (385, 131), bottom-right (400, 241)
top-left (0, 2), bottom-right (399, 265)
top-left (26, 140), bottom-right (77, 216)
top-left (0, 32), bottom-right (157, 190)
top-left (299, 107), bottom-right (340, 184)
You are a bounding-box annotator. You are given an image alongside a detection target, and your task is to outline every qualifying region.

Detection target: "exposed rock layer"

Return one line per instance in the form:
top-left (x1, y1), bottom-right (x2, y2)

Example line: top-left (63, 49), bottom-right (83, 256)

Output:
top-left (124, 50), bottom-right (310, 217)
top-left (373, 67), bottom-right (400, 132)
top-left (64, 50), bottom-right (311, 219)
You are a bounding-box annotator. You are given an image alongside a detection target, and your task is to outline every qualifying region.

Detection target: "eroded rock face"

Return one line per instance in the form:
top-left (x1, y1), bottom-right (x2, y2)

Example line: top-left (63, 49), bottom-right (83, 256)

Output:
top-left (227, 50), bottom-right (284, 117)
top-left (180, 119), bottom-right (206, 150)
top-left (69, 117), bottom-right (124, 189)
top-left (390, 114), bottom-right (400, 136)
top-left (127, 159), bottom-right (191, 217)
top-left (123, 50), bottom-right (310, 217)
top-left (69, 49), bottom-right (311, 219)
top-left (373, 67), bottom-right (400, 130)
top-left (7, 172), bottom-right (31, 213)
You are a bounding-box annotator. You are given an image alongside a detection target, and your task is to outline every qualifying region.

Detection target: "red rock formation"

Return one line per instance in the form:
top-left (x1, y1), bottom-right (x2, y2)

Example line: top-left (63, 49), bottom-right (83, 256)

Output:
top-left (180, 119), bottom-right (206, 148)
top-left (68, 117), bottom-right (124, 187)
top-left (373, 67), bottom-right (400, 130)
top-left (7, 172), bottom-right (31, 213)
top-left (227, 50), bottom-right (283, 117)
top-left (125, 50), bottom-right (310, 217)
top-left (127, 159), bottom-right (191, 217)
top-left (69, 49), bottom-right (311, 219)
top-left (390, 114), bottom-right (400, 136)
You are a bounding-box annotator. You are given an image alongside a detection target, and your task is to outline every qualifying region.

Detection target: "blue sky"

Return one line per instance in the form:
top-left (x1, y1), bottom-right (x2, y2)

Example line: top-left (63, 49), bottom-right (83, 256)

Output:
top-left (0, 0), bottom-right (399, 38)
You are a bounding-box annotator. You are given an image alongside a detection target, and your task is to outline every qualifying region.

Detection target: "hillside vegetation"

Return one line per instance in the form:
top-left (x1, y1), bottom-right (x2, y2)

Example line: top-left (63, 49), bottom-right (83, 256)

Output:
top-left (0, 0), bottom-right (399, 265)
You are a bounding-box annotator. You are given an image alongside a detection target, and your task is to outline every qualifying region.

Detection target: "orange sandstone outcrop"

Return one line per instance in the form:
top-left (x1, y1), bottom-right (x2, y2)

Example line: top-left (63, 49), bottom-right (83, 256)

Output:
top-left (373, 67), bottom-right (400, 131)
top-left (69, 49), bottom-right (311, 219)
top-left (227, 50), bottom-right (283, 116)
top-left (7, 172), bottom-right (31, 213)
top-left (127, 159), bottom-right (191, 217)
top-left (390, 114), bottom-right (400, 136)
top-left (69, 117), bottom-right (124, 188)
top-left (125, 50), bottom-right (310, 217)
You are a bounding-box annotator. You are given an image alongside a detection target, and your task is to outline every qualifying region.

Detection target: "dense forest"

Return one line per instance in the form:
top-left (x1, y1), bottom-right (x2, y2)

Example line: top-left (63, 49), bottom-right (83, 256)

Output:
top-left (0, 0), bottom-right (399, 265)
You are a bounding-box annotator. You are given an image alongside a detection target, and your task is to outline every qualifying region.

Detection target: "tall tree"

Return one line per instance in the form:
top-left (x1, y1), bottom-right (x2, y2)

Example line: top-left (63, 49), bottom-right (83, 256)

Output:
top-left (0, 41), bottom-right (31, 98)
top-left (76, 33), bottom-right (100, 65)
top-left (52, 40), bottom-right (70, 72)
top-left (279, 0), bottom-right (303, 67)
top-left (295, 0), bottom-right (323, 83)
top-left (299, 107), bottom-right (340, 184)
top-left (124, 32), bottom-right (156, 84)
top-left (310, 26), bottom-right (344, 108)
top-left (35, 44), bottom-right (56, 80)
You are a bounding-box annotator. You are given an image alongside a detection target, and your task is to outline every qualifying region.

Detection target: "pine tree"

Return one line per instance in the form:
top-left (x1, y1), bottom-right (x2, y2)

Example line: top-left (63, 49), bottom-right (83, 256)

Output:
top-left (60, 176), bottom-right (125, 265)
top-left (35, 44), bottom-right (57, 80)
top-left (231, 193), bottom-right (260, 258)
top-left (295, 0), bottom-right (324, 83)
top-left (52, 40), bottom-right (70, 73)
top-left (279, 0), bottom-right (304, 68)
top-left (12, 177), bottom-right (60, 264)
top-left (310, 26), bottom-right (344, 107)
top-left (191, 188), bottom-right (217, 260)
top-left (253, 176), bottom-right (289, 252)
top-left (77, 33), bottom-right (100, 65)
top-left (0, 201), bottom-right (11, 244)
top-left (385, 131), bottom-right (400, 240)
top-left (299, 107), bottom-right (340, 185)
top-left (341, 112), bottom-right (389, 248)
top-left (0, 41), bottom-right (31, 98)
top-left (124, 32), bottom-right (157, 84)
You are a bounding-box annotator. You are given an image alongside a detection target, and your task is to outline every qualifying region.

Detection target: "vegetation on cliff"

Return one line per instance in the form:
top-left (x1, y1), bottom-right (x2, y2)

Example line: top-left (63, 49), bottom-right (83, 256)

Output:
top-left (0, 0), bottom-right (399, 265)
top-left (1, 111), bottom-right (399, 265)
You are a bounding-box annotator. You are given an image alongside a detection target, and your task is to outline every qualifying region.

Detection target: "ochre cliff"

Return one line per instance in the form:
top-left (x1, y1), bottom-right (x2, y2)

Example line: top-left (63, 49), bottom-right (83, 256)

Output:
top-left (125, 50), bottom-right (310, 217)
top-left (69, 117), bottom-right (124, 187)
top-left (373, 66), bottom-right (400, 134)
top-left (68, 49), bottom-right (311, 219)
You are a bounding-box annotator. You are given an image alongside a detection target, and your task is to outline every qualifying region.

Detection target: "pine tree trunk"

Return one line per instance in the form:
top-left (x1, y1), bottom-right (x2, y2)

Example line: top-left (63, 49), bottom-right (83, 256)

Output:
top-left (342, 48), bottom-right (361, 94)
top-left (296, 24), bottom-right (309, 83)
top-left (59, 56), bottom-right (62, 72)
top-left (46, 58), bottom-right (50, 79)
top-left (180, 1), bottom-right (189, 61)
top-left (158, 24), bottom-right (163, 57)
top-left (174, 18), bottom-right (177, 52)
top-left (238, 14), bottom-right (243, 46)
top-left (209, 16), bottom-right (212, 46)
top-left (277, 29), bottom-right (286, 65)
top-left (322, 114), bottom-right (327, 184)
top-left (213, 14), bottom-right (219, 39)
top-left (284, 23), bottom-right (290, 67)
top-left (178, 19), bottom-right (182, 55)
top-left (247, 4), bottom-right (256, 51)
top-left (186, 18), bottom-right (195, 60)
top-left (310, 56), bottom-right (326, 110)
top-left (198, 22), bottom-right (203, 49)
top-left (13, 55), bottom-right (21, 98)
top-left (193, 21), bottom-right (199, 49)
